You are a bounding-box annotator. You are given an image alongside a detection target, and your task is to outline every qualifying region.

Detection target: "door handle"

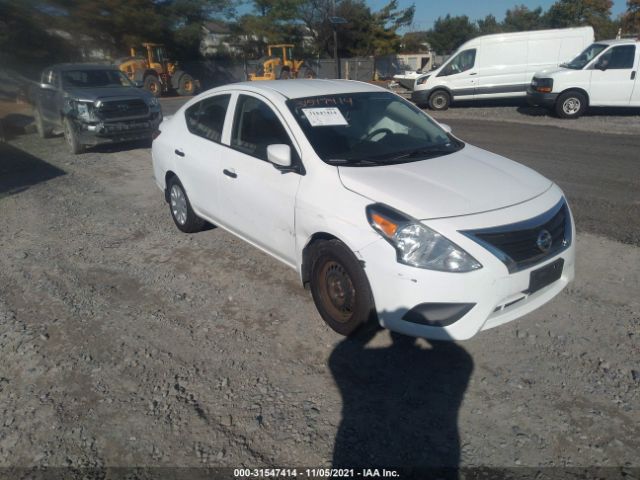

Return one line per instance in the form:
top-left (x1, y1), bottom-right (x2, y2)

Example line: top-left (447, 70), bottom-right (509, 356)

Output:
top-left (174, 149), bottom-right (185, 157)
top-left (469, 72), bottom-right (477, 76)
top-left (632, 71), bottom-right (637, 80)
top-left (223, 169), bottom-right (237, 179)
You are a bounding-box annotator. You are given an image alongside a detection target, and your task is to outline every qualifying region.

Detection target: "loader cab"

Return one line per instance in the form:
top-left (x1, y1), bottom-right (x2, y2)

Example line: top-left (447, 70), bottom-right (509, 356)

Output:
top-left (268, 44), bottom-right (294, 64)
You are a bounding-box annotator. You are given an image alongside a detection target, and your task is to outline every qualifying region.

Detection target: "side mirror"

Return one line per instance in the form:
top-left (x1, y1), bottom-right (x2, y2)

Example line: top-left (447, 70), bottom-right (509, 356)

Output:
top-left (40, 83), bottom-right (55, 91)
top-left (267, 144), bottom-right (292, 168)
top-left (595, 61), bottom-right (608, 71)
top-left (439, 123), bottom-right (452, 134)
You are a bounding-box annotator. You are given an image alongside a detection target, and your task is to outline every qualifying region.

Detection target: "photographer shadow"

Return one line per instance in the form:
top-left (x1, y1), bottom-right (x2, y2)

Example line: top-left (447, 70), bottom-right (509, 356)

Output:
top-left (330, 320), bottom-right (473, 477)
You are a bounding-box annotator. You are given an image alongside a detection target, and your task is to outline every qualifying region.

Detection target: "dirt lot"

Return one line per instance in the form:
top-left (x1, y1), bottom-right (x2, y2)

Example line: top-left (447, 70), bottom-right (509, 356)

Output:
top-left (0, 103), bottom-right (639, 478)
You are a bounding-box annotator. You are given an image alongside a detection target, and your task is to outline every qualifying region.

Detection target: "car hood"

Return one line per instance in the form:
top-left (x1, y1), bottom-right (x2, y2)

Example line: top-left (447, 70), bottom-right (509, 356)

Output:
top-left (64, 87), bottom-right (151, 102)
top-left (338, 144), bottom-right (552, 220)
top-left (534, 66), bottom-right (582, 78)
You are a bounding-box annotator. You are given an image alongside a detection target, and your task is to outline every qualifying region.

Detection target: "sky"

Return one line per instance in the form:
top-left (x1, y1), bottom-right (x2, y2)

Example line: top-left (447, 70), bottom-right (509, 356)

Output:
top-left (365, 0), bottom-right (628, 31)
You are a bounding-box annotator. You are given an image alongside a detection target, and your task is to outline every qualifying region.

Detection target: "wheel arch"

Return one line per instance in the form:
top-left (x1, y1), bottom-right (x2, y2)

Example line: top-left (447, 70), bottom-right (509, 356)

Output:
top-left (558, 87), bottom-right (590, 106)
top-left (429, 87), bottom-right (453, 102)
top-left (300, 231), bottom-right (367, 287)
top-left (164, 170), bottom-right (178, 202)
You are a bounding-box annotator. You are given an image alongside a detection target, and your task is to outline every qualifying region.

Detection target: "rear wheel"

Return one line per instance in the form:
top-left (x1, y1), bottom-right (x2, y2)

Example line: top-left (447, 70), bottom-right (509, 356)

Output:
top-left (34, 108), bottom-right (52, 138)
top-left (144, 75), bottom-right (162, 98)
top-left (63, 117), bottom-right (83, 155)
top-left (167, 177), bottom-right (204, 233)
top-left (302, 67), bottom-right (316, 79)
top-left (309, 240), bottom-right (375, 336)
top-left (177, 73), bottom-right (195, 96)
top-left (428, 90), bottom-right (451, 111)
top-left (555, 91), bottom-right (587, 119)
top-left (279, 69), bottom-right (291, 80)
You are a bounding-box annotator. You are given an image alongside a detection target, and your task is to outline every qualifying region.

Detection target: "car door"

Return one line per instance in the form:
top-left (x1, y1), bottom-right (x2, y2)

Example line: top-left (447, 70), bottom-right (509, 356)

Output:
top-left (217, 93), bottom-right (302, 266)
top-left (175, 93), bottom-right (232, 221)
top-left (589, 45), bottom-right (637, 106)
top-left (435, 49), bottom-right (478, 99)
top-left (628, 47), bottom-right (640, 106)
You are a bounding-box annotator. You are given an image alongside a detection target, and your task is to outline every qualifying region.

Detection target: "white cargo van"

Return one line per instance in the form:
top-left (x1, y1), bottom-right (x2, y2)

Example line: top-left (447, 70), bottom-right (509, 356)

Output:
top-left (527, 38), bottom-right (640, 118)
top-left (411, 27), bottom-right (594, 110)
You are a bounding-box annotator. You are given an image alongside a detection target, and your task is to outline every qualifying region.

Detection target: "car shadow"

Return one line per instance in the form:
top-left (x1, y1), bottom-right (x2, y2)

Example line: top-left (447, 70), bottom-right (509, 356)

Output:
top-left (517, 104), bottom-right (640, 118)
top-left (0, 142), bottom-right (66, 197)
top-left (330, 319), bottom-right (473, 478)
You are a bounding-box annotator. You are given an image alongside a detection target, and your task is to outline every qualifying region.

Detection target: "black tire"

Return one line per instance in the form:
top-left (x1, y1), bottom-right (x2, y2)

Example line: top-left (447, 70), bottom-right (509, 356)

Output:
top-left (144, 75), bottom-right (162, 98)
top-left (309, 239), bottom-right (376, 336)
top-left (167, 177), bottom-right (204, 233)
top-left (279, 69), bottom-right (291, 80)
top-left (62, 117), bottom-right (84, 155)
top-left (34, 108), bottom-right (52, 138)
top-left (428, 90), bottom-right (451, 111)
top-left (302, 67), bottom-right (316, 79)
top-left (177, 73), bottom-right (195, 96)
top-left (555, 91), bottom-right (587, 119)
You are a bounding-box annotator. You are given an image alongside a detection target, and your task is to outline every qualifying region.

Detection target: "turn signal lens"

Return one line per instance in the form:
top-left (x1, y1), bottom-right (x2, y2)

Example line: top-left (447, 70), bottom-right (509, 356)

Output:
top-left (371, 213), bottom-right (398, 237)
top-left (536, 87), bottom-right (552, 93)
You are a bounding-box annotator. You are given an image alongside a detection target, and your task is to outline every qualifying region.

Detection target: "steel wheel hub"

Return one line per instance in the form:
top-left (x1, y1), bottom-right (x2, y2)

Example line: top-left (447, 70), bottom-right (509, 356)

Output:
top-left (319, 261), bottom-right (355, 322)
top-left (170, 185), bottom-right (188, 225)
top-left (563, 98), bottom-right (581, 115)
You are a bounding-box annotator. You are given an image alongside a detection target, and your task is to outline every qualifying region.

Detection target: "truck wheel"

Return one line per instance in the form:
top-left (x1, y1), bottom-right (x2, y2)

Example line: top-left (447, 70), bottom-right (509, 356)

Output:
top-left (63, 117), bottom-right (84, 155)
top-left (144, 75), bottom-right (162, 98)
top-left (34, 108), bottom-right (52, 138)
top-left (279, 69), bottom-right (291, 80)
top-left (428, 90), bottom-right (451, 111)
top-left (555, 91), bottom-right (587, 119)
top-left (177, 74), bottom-right (195, 96)
top-left (309, 239), bottom-right (376, 336)
top-left (302, 68), bottom-right (317, 79)
top-left (167, 177), bottom-right (204, 233)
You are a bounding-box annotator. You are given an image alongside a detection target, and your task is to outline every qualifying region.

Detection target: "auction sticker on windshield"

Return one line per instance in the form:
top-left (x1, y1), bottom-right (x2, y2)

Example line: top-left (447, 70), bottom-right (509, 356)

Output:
top-left (302, 107), bottom-right (348, 127)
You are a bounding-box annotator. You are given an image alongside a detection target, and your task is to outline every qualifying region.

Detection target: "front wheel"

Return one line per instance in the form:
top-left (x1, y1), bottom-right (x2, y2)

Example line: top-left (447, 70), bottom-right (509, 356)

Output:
top-left (555, 91), bottom-right (587, 119)
top-left (177, 73), bottom-right (195, 96)
top-left (428, 90), bottom-right (451, 111)
top-left (167, 177), bottom-right (204, 233)
top-left (144, 75), bottom-right (162, 98)
top-left (309, 240), bottom-right (376, 336)
top-left (63, 117), bottom-right (84, 154)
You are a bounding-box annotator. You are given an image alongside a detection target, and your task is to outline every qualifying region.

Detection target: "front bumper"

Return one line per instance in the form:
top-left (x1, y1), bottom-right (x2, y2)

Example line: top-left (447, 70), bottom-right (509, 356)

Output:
top-left (357, 186), bottom-right (576, 340)
top-left (526, 89), bottom-right (558, 108)
top-left (76, 113), bottom-right (162, 145)
top-left (411, 88), bottom-right (431, 106)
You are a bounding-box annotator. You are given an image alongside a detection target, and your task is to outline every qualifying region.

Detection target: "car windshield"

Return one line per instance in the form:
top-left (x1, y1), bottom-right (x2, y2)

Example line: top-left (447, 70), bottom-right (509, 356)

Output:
top-left (286, 92), bottom-right (463, 166)
top-left (61, 69), bottom-right (134, 88)
top-left (562, 43), bottom-right (608, 70)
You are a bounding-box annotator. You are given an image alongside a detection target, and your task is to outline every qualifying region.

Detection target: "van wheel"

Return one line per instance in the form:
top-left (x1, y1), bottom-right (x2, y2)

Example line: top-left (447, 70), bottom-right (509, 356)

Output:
top-left (429, 90), bottom-right (451, 111)
top-left (556, 91), bottom-right (587, 119)
top-left (167, 177), bottom-right (204, 233)
top-left (309, 240), bottom-right (376, 336)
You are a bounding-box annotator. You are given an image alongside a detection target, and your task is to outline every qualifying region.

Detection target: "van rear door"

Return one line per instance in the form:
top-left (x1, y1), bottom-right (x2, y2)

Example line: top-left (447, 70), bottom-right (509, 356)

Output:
top-left (589, 44), bottom-right (637, 106)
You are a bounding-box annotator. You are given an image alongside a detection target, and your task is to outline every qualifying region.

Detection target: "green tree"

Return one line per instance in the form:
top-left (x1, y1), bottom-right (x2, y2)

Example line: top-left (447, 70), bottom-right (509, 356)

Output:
top-left (622, 0), bottom-right (640, 33)
top-left (502, 5), bottom-right (545, 31)
top-left (427, 15), bottom-right (478, 54)
top-left (400, 31), bottom-right (431, 52)
top-left (545, 0), bottom-right (617, 39)
top-left (477, 14), bottom-right (502, 35)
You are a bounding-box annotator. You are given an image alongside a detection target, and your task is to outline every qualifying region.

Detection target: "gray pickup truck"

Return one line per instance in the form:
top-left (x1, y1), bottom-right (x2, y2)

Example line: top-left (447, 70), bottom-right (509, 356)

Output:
top-left (33, 64), bottom-right (162, 154)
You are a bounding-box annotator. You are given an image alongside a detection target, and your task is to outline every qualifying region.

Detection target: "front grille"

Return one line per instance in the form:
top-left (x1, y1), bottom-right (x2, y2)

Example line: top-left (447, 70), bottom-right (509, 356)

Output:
top-left (97, 99), bottom-right (148, 119)
top-left (462, 199), bottom-right (571, 273)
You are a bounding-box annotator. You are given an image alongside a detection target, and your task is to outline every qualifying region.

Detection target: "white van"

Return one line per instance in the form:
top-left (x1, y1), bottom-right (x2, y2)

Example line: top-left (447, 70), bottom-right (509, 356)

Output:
top-left (411, 27), bottom-right (594, 110)
top-left (527, 38), bottom-right (640, 118)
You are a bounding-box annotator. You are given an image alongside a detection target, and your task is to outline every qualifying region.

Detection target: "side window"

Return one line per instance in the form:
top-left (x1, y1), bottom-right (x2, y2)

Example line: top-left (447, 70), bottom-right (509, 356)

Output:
top-left (231, 95), bottom-right (294, 161)
top-left (439, 49), bottom-right (476, 76)
top-left (597, 45), bottom-right (635, 70)
top-left (185, 94), bottom-right (231, 143)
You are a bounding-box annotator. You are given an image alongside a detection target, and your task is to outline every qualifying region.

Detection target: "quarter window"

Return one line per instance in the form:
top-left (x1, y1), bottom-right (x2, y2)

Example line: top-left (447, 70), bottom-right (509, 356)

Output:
top-left (597, 45), bottom-right (636, 70)
top-left (231, 95), bottom-right (294, 161)
top-left (185, 94), bottom-right (231, 143)
top-left (439, 49), bottom-right (476, 76)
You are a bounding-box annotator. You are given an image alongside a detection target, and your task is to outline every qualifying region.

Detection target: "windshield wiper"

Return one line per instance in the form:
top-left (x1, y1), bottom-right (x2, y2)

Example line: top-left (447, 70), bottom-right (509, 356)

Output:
top-left (382, 145), bottom-right (459, 163)
top-left (326, 158), bottom-right (381, 166)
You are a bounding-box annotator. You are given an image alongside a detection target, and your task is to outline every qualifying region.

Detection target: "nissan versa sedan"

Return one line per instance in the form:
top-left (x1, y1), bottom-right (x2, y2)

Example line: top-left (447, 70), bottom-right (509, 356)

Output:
top-left (151, 80), bottom-right (575, 340)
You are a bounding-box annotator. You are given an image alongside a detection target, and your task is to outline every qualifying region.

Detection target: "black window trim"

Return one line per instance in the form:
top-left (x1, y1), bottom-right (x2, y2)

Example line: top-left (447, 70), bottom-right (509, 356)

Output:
top-left (184, 93), bottom-right (232, 146)
top-left (229, 91), bottom-right (305, 175)
top-left (437, 48), bottom-right (477, 77)
top-left (589, 44), bottom-right (637, 70)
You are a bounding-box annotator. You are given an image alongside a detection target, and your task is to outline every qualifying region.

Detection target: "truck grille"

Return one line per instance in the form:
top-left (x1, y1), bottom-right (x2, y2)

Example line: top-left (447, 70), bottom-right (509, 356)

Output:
top-left (97, 99), bottom-right (148, 119)
top-left (462, 199), bottom-right (571, 273)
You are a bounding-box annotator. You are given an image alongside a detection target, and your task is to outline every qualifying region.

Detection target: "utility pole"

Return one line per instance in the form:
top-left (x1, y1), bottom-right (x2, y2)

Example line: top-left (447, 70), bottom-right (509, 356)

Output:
top-left (329, 1), bottom-right (347, 80)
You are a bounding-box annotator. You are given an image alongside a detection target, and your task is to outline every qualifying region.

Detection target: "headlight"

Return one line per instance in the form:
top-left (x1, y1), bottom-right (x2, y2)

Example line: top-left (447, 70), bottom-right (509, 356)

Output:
top-left (74, 101), bottom-right (93, 121)
top-left (533, 78), bottom-right (553, 93)
top-left (416, 75), bottom-right (430, 86)
top-left (366, 204), bottom-right (482, 272)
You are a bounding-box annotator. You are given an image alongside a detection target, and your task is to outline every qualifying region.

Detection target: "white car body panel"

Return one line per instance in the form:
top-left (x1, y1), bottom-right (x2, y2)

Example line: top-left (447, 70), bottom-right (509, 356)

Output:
top-left (152, 80), bottom-right (576, 340)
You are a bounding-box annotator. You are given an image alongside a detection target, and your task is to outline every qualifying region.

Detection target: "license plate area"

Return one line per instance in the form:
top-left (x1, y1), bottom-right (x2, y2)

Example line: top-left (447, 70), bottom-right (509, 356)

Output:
top-left (528, 258), bottom-right (564, 294)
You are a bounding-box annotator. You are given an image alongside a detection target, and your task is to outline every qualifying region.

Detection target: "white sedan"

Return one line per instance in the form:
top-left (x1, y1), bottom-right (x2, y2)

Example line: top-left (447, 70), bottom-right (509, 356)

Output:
top-left (152, 80), bottom-right (575, 340)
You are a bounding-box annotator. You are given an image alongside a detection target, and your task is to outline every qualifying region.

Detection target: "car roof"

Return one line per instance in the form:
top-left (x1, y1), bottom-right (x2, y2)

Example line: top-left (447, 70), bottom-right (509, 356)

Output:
top-left (52, 64), bottom-right (119, 72)
top-left (226, 79), bottom-right (384, 99)
top-left (593, 38), bottom-right (639, 46)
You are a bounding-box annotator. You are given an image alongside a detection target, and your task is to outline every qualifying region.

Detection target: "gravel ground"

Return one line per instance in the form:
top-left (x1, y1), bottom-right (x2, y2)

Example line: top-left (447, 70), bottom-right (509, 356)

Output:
top-left (0, 120), bottom-right (639, 477)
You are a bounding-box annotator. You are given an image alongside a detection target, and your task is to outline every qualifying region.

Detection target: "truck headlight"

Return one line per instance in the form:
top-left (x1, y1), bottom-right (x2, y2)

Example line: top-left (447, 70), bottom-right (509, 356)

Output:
top-left (75, 101), bottom-right (93, 121)
top-left (366, 204), bottom-right (482, 272)
top-left (416, 75), bottom-right (430, 86)
top-left (533, 78), bottom-right (553, 93)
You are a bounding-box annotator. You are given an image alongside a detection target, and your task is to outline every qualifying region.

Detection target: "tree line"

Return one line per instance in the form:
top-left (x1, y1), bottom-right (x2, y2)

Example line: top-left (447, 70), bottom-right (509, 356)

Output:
top-left (1, 0), bottom-right (640, 73)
